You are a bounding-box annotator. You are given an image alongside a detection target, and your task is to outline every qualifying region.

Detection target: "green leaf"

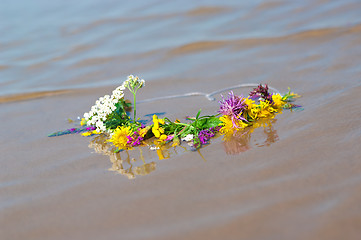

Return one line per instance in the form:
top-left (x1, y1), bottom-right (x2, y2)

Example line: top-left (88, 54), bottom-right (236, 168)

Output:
top-left (196, 109), bottom-right (201, 119)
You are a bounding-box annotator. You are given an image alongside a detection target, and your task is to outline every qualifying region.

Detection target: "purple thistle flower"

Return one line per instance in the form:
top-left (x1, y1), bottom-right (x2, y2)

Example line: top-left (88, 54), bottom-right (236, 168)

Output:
top-left (219, 91), bottom-right (248, 127)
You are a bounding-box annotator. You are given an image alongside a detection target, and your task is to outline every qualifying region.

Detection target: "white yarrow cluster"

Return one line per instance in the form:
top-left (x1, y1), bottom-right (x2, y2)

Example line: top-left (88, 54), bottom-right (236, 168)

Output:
top-left (82, 75), bottom-right (145, 133)
top-left (123, 75), bottom-right (145, 90)
top-left (83, 84), bottom-right (126, 133)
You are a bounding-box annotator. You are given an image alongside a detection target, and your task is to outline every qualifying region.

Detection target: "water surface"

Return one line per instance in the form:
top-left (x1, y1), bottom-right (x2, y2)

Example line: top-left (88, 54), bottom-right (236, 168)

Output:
top-left (1, 1), bottom-right (361, 239)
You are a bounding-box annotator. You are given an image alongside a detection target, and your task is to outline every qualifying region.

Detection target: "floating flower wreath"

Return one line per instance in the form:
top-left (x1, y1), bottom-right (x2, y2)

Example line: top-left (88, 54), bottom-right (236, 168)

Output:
top-left (49, 75), bottom-right (301, 155)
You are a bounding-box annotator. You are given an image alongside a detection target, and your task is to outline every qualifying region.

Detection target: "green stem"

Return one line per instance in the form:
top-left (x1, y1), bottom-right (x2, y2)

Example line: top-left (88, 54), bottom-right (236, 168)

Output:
top-left (133, 92), bottom-right (137, 121)
top-left (174, 122), bottom-right (190, 127)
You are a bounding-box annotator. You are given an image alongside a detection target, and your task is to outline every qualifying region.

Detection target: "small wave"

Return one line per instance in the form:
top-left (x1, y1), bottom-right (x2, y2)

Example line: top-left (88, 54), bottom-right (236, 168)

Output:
top-left (70, 56), bottom-right (117, 68)
top-left (62, 6), bottom-right (232, 36)
top-left (0, 90), bottom-right (71, 104)
top-left (169, 23), bottom-right (361, 55)
top-left (186, 6), bottom-right (230, 16)
top-left (0, 65), bottom-right (9, 70)
top-left (233, 23), bottom-right (361, 46)
top-left (62, 14), bottom-right (168, 36)
top-left (169, 41), bottom-right (226, 55)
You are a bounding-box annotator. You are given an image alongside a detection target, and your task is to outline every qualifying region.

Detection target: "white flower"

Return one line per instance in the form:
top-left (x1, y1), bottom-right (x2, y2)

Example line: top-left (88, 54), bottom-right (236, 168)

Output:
top-left (96, 121), bottom-right (105, 132)
top-left (91, 105), bottom-right (97, 112)
top-left (111, 86), bottom-right (125, 101)
top-left (136, 78), bottom-right (145, 88)
top-left (181, 134), bottom-right (194, 142)
top-left (118, 85), bottom-right (126, 91)
top-left (123, 75), bottom-right (145, 91)
top-left (87, 119), bottom-right (95, 126)
top-left (82, 76), bottom-right (141, 133)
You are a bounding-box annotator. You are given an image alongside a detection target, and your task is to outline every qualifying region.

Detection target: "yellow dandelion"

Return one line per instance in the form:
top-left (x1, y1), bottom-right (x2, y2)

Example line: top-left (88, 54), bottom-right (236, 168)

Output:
top-left (258, 101), bottom-right (277, 118)
top-left (247, 104), bottom-right (260, 120)
top-left (272, 94), bottom-right (286, 108)
top-left (244, 97), bottom-right (256, 110)
top-left (108, 126), bottom-right (133, 150)
top-left (246, 100), bottom-right (278, 120)
top-left (219, 115), bottom-right (248, 135)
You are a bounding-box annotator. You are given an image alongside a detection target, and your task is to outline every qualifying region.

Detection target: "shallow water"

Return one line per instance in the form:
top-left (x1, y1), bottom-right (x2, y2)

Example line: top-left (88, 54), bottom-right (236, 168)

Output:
top-left (1, 0), bottom-right (361, 239)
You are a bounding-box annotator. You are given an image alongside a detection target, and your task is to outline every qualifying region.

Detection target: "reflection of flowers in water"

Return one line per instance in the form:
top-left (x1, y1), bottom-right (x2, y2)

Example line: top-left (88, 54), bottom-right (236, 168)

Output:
top-left (222, 118), bottom-right (279, 155)
top-left (256, 119), bottom-right (279, 147)
top-left (88, 134), bottom-right (116, 155)
top-left (222, 128), bottom-right (252, 154)
top-left (88, 135), bottom-right (176, 179)
top-left (89, 117), bottom-right (280, 178)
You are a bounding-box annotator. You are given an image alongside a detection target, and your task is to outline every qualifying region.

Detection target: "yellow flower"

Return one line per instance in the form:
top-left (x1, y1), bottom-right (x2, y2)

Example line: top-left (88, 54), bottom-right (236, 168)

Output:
top-left (272, 94), bottom-right (286, 108)
top-left (108, 126), bottom-right (133, 150)
top-left (246, 103), bottom-right (260, 120)
top-left (244, 98), bottom-right (259, 120)
top-left (139, 126), bottom-right (151, 137)
top-left (244, 97), bottom-right (256, 110)
top-left (219, 115), bottom-right (248, 135)
top-left (258, 101), bottom-right (277, 118)
top-left (152, 115), bottom-right (167, 139)
top-left (219, 115), bottom-right (233, 134)
top-left (247, 101), bottom-right (278, 120)
top-left (159, 134), bottom-right (167, 141)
